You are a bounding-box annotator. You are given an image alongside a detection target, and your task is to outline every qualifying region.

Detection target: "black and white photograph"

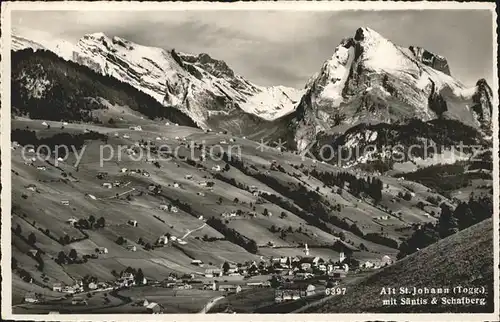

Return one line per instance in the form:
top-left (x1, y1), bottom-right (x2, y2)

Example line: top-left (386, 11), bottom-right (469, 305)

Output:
top-left (1, 1), bottom-right (498, 320)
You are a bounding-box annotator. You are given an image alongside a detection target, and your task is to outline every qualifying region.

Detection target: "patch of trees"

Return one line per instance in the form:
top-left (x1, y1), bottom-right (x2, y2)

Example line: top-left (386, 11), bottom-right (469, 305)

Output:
top-left (397, 195), bottom-right (492, 259)
top-left (206, 217), bottom-right (258, 254)
top-left (306, 169), bottom-right (383, 203)
top-left (56, 249), bottom-right (85, 264)
top-left (363, 233), bottom-right (399, 249)
top-left (74, 215), bottom-right (105, 230)
top-left (12, 49), bottom-right (197, 127)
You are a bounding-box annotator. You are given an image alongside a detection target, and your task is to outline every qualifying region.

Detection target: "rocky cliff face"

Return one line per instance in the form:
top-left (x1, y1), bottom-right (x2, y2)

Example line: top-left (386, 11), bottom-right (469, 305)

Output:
top-left (291, 27), bottom-right (493, 151)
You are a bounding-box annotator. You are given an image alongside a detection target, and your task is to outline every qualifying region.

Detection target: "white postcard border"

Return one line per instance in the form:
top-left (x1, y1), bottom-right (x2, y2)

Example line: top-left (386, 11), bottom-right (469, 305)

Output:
top-left (1, 1), bottom-right (498, 321)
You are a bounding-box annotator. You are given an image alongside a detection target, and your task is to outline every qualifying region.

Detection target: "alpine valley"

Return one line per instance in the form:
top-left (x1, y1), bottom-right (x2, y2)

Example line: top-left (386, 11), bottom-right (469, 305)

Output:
top-left (10, 27), bottom-right (494, 314)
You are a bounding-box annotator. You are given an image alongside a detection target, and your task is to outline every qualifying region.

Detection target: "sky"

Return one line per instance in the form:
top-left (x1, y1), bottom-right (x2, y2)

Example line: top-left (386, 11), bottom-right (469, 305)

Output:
top-left (11, 9), bottom-right (494, 88)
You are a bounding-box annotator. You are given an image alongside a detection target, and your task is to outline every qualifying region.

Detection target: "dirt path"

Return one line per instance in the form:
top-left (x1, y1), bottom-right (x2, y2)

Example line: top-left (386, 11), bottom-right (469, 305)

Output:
top-left (180, 223), bottom-right (207, 240)
top-left (199, 296), bottom-right (225, 314)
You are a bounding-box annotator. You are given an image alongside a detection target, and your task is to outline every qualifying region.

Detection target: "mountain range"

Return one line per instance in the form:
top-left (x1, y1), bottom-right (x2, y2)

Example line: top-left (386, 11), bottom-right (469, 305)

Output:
top-left (12, 27), bottom-right (493, 156)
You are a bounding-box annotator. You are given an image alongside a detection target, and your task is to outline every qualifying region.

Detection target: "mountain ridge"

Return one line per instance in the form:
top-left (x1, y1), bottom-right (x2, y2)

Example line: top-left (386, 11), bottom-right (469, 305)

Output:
top-left (12, 27), bottom-right (493, 154)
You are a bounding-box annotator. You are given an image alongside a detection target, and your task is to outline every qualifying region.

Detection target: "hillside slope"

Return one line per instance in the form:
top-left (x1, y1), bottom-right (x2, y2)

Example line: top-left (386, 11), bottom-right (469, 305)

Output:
top-left (299, 218), bottom-right (494, 313)
top-left (11, 49), bottom-right (198, 128)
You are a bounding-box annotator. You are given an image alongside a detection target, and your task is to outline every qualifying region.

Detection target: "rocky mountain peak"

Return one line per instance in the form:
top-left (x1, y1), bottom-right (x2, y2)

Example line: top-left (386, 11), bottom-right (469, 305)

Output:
top-left (291, 27), bottom-right (493, 151)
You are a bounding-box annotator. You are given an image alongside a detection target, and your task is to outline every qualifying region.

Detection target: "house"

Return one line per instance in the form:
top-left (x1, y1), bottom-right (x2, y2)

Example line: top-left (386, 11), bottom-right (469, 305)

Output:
top-left (177, 240), bottom-right (187, 245)
top-left (102, 183), bottom-right (112, 189)
top-left (97, 247), bottom-right (108, 254)
top-left (218, 284), bottom-right (242, 294)
top-left (41, 121), bottom-right (48, 127)
top-left (24, 293), bottom-right (39, 303)
top-left (52, 283), bottom-right (63, 292)
top-left (274, 283), bottom-right (316, 303)
top-left (129, 125), bottom-right (142, 131)
top-left (171, 206), bottom-right (179, 213)
top-left (62, 286), bottom-right (75, 294)
top-left (121, 168), bottom-right (128, 173)
top-left (28, 249), bottom-right (38, 257)
top-left (300, 256), bottom-right (322, 267)
top-left (197, 192), bottom-right (205, 197)
top-left (128, 220), bottom-right (138, 227)
top-left (191, 259), bottom-right (204, 266)
top-left (36, 166), bottom-right (46, 171)
top-left (57, 157), bottom-right (64, 162)
top-left (159, 204), bottom-right (169, 211)
top-left (204, 268), bottom-right (223, 278)
top-left (157, 235), bottom-right (169, 245)
top-left (88, 282), bottom-right (98, 290)
top-left (169, 236), bottom-right (177, 242)
top-left (173, 182), bottom-right (180, 188)
top-left (363, 261), bottom-right (375, 269)
top-left (212, 165), bottom-right (222, 172)
top-left (203, 281), bottom-right (217, 291)
top-left (381, 255), bottom-right (393, 266)
top-left (185, 174), bottom-right (193, 180)
top-left (198, 215), bottom-right (204, 221)
top-left (143, 171), bottom-right (150, 177)
top-left (127, 245), bottom-right (137, 252)
top-left (199, 181), bottom-right (208, 187)
top-left (140, 299), bottom-right (150, 307)
top-left (224, 263), bottom-right (238, 274)
top-left (67, 218), bottom-right (78, 226)
top-left (26, 184), bottom-right (37, 192)
top-left (61, 200), bottom-right (70, 206)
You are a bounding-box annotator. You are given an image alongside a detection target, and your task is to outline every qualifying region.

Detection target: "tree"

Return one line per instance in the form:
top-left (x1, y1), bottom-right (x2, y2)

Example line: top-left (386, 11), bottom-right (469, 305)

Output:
top-left (57, 251), bottom-right (66, 264)
top-left (88, 215), bottom-right (96, 226)
top-left (69, 249), bottom-right (78, 261)
top-left (135, 268), bottom-right (145, 285)
top-left (96, 217), bottom-right (105, 228)
top-left (217, 197), bottom-right (223, 205)
top-left (224, 164), bottom-right (230, 171)
top-left (116, 236), bottom-right (125, 245)
top-left (339, 232), bottom-right (346, 241)
top-left (27, 232), bottom-right (37, 245)
top-left (263, 208), bottom-right (269, 216)
top-left (233, 197), bottom-right (239, 204)
top-left (108, 118), bottom-right (115, 125)
top-left (14, 224), bottom-right (22, 236)
top-left (438, 203), bottom-right (458, 238)
top-left (222, 261), bottom-right (230, 274)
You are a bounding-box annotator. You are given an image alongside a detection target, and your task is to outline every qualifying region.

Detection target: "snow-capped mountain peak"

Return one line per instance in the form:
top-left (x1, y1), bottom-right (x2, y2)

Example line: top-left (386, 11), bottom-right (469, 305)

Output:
top-left (13, 32), bottom-right (303, 127)
top-left (292, 27), bottom-right (493, 151)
